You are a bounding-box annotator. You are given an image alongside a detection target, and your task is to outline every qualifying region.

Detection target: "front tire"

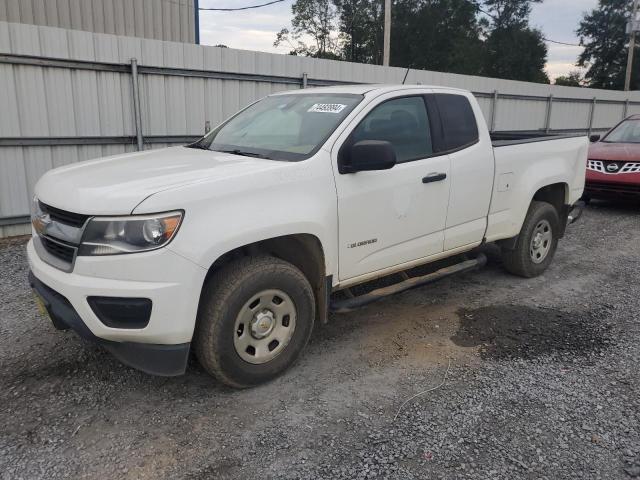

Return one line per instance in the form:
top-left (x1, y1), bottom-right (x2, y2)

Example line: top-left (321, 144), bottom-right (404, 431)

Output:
top-left (194, 256), bottom-right (315, 388)
top-left (501, 201), bottom-right (560, 278)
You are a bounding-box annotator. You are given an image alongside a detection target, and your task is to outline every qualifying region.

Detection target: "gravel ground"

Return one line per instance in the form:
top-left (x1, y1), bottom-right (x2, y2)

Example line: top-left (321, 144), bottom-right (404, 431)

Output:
top-left (1, 200), bottom-right (639, 480)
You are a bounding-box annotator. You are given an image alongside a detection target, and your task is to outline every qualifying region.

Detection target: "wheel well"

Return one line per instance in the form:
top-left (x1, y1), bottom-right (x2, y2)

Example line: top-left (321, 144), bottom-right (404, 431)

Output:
top-left (499, 182), bottom-right (570, 250)
top-left (203, 234), bottom-right (329, 324)
top-left (533, 183), bottom-right (568, 215)
top-left (532, 183), bottom-right (570, 237)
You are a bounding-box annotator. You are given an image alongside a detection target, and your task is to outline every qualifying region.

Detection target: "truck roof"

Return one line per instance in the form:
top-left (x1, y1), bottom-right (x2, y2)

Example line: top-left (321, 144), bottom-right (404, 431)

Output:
top-left (271, 84), bottom-right (470, 96)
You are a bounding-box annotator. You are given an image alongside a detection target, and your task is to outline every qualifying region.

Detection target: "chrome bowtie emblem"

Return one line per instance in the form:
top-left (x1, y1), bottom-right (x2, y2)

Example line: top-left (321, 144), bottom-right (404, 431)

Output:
top-left (606, 163), bottom-right (620, 172)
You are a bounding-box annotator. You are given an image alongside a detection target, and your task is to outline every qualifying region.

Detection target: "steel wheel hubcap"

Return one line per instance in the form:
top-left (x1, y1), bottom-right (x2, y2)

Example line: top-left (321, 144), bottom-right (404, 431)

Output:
top-left (251, 310), bottom-right (276, 339)
top-left (530, 219), bottom-right (552, 264)
top-left (233, 289), bottom-right (296, 364)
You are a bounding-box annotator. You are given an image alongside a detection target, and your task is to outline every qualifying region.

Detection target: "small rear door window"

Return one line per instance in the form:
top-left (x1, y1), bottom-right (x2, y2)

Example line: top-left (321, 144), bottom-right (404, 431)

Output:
top-left (435, 94), bottom-right (479, 151)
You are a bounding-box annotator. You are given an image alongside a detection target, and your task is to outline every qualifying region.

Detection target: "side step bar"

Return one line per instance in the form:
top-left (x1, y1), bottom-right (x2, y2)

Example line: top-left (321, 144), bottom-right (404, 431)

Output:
top-left (330, 253), bottom-right (487, 313)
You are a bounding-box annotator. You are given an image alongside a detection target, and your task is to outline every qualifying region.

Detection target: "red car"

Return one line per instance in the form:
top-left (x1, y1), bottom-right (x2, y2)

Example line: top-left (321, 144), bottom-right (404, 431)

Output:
top-left (585, 114), bottom-right (640, 201)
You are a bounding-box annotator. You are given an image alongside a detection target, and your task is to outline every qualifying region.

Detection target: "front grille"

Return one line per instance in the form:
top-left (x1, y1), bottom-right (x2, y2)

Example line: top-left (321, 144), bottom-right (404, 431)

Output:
top-left (587, 160), bottom-right (605, 173)
top-left (39, 201), bottom-right (90, 228)
top-left (40, 236), bottom-right (76, 263)
top-left (588, 160), bottom-right (640, 175)
top-left (621, 162), bottom-right (640, 173)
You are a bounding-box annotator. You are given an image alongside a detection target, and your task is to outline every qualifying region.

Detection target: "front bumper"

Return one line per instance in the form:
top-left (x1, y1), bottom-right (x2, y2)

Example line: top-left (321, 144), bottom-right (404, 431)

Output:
top-left (585, 181), bottom-right (640, 198)
top-left (585, 170), bottom-right (640, 198)
top-left (30, 272), bottom-right (190, 376)
top-left (27, 238), bottom-right (208, 376)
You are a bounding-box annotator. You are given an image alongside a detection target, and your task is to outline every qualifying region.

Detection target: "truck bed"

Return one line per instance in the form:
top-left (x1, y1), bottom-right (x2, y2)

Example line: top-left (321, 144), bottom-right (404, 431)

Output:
top-left (484, 133), bottom-right (589, 243)
top-left (491, 132), bottom-right (585, 148)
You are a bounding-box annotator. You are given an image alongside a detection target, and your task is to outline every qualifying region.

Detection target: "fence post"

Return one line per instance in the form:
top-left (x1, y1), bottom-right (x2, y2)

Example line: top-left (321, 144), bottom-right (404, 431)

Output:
top-left (490, 90), bottom-right (498, 132)
top-left (588, 97), bottom-right (597, 136)
top-left (544, 94), bottom-right (554, 133)
top-left (623, 99), bottom-right (630, 119)
top-left (130, 58), bottom-right (144, 151)
top-left (301, 72), bottom-right (308, 89)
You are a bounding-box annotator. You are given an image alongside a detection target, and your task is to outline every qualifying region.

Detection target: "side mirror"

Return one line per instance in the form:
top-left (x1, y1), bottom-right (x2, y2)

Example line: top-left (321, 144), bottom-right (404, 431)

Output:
top-left (589, 134), bottom-right (601, 143)
top-left (341, 140), bottom-right (396, 173)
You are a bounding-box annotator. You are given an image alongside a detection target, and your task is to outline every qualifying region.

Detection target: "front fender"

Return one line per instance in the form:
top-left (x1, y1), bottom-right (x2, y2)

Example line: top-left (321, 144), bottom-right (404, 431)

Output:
top-left (134, 152), bottom-right (339, 278)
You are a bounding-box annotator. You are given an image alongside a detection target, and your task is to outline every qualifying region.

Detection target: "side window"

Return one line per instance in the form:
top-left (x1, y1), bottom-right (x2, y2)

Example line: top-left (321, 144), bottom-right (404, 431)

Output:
top-left (435, 94), bottom-right (479, 150)
top-left (351, 97), bottom-right (433, 163)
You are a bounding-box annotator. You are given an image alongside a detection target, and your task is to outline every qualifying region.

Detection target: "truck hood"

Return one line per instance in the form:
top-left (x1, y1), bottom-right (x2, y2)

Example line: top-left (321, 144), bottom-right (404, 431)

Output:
top-left (35, 146), bottom-right (283, 214)
top-left (589, 142), bottom-right (640, 162)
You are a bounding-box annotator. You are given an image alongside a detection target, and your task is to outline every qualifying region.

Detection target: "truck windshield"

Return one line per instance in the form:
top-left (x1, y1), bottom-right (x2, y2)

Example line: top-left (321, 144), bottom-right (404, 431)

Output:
top-left (603, 119), bottom-right (640, 143)
top-left (191, 93), bottom-right (363, 161)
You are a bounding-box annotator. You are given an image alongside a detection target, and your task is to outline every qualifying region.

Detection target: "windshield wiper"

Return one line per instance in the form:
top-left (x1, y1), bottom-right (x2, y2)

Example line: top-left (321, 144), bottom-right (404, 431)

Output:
top-left (217, 149), bottom-right (271, 159)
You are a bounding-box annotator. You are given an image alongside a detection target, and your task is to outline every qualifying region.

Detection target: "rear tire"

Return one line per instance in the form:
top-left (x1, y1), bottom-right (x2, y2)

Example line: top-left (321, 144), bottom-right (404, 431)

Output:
top-left (194, 256), bottom-right (315, 388)
top-left (501, 201), bottom-right (560, 278)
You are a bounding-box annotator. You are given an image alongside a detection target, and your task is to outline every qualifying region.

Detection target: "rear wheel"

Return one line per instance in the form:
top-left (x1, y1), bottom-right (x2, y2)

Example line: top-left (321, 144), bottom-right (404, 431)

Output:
top-left (501, 201), bottom-right (560, 278)
top-left (194, 256), bottom-right (315, 388)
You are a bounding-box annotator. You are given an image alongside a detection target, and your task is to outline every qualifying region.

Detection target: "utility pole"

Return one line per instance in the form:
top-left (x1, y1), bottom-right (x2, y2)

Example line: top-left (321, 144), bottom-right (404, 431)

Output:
top-left (625, 0), bottom-right (640, 91)
top-left (383, 0), bottom-right (391, 66)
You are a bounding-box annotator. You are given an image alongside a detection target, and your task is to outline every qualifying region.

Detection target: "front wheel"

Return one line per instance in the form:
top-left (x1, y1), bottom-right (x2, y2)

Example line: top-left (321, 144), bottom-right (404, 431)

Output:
top-left (501, 201), bottom-right (560, 278)
top-left (194, 256), bottom-right (315, 388)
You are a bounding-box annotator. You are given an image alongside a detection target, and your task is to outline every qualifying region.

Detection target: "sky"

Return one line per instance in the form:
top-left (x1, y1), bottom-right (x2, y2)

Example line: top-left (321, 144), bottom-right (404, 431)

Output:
top-left (198, 0), bottom-right (601, 80)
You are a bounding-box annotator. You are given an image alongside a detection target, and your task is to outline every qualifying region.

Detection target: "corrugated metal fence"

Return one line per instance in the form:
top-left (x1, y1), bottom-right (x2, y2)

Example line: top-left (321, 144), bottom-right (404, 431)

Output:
top-left (2, 20), bottom-right (640, 237)
top-left (0, 0), bottom-right (196, 43)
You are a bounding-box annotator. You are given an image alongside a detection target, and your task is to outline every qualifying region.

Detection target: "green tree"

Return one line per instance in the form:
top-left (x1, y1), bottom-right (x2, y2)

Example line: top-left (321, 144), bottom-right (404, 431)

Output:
top-left (577, 0), bottom-right (640, 90)
top-left (481, 0), bottom-right (541, 28)
top-left (333, 0), bottom-right (384, 64)
top-left (480, 0), bottom-right (550, 83)
top-left (554, 71), bottom-right (583, 87)
top-left (483, 26), bottom-right (549, 82)
top-left (274, 0), bottom-right (341, 58)
top-left (331, 0), bottom-right (484, 74)
top-left (276, 0), bottom-right (550, 83)
top-left (391, 0), bottom-right (484, 74)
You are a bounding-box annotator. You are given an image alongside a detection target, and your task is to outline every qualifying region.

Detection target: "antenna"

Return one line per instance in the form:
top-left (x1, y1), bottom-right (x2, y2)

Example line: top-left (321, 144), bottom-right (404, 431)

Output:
top-left (402, 68), bottom-right (411, 85)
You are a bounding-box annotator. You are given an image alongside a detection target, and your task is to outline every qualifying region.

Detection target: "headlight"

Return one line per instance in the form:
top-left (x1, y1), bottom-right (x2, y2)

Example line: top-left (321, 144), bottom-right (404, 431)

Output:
top-left (78, 211), bottom-right (183, 256)
top-left (31, 197), bottom-right (47, 236)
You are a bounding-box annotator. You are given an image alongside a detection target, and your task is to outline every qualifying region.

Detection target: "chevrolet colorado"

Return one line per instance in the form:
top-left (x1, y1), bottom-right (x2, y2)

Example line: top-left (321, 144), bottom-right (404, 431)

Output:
top-left (28, 85), bottom-right (587, 387)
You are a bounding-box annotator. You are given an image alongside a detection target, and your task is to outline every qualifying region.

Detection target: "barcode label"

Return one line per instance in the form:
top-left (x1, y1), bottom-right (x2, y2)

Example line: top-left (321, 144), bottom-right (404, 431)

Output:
top-left (308, 103), bottom-right (347, 113)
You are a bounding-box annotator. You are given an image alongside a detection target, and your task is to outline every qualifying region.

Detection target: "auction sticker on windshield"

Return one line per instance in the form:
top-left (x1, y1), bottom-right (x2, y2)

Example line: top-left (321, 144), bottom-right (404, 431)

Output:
top-left (308, 103), bottom-right (347, 113)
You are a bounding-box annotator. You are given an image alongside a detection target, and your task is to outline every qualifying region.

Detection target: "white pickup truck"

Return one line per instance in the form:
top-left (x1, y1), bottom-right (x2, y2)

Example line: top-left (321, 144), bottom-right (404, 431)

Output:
top-left (28, 85), bottom-right (587, 387)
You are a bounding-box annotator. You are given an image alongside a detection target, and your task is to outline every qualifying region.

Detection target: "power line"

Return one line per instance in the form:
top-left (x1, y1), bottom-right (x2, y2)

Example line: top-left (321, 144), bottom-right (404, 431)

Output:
top-left (198, 0), bottom-right (287, 11)
top-left (474, 3), bottom-right (582, 48)
top-left (543, 38), bottom-right (581, 47)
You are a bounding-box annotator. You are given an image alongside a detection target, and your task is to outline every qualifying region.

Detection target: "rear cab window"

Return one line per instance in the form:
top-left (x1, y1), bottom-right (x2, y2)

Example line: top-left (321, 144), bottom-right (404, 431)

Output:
top-left (434, 94), bottom-right (479, 152)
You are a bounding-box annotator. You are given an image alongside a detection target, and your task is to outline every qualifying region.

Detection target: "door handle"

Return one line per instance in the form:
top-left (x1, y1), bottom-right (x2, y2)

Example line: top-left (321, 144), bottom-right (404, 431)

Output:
top-left (422, 172), bottom-right (447, 184)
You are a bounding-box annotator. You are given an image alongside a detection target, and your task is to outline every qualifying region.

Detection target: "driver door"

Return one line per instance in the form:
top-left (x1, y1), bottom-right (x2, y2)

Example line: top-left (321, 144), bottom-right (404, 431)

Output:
top-left (332, 93), bottom-right (451, 281)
